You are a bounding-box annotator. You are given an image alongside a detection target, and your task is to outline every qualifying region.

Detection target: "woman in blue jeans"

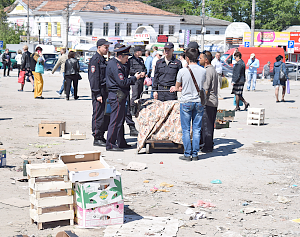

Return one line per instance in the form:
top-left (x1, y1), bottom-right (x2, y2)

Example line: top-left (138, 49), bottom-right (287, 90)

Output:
top-left (174, 48), bottom-right (206, 161)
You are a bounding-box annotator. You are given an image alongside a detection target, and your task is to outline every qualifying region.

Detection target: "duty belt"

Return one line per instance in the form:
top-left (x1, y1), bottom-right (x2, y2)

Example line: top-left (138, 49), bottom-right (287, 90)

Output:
top-left (158, 85), bottom-right (171, 89)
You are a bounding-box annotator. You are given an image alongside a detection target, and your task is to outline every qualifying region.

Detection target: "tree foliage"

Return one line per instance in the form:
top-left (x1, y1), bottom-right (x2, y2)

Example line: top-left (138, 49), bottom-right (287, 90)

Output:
top-left (141, 0), bottom-right (300, 31)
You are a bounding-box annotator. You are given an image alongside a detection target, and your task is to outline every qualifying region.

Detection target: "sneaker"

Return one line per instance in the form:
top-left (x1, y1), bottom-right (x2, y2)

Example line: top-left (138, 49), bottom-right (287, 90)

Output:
top-left (56, 91), bottom-right (62, 96)
top-left (192, 156), bottom-right (198, 161)
top-left (179, 155), bottom-right (192, 161)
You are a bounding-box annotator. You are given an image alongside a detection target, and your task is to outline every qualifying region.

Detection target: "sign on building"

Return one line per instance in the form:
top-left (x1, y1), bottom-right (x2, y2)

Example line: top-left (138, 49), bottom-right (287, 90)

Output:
top-left (288, 40), bottom-right (295, 54)
top-left (157, 35), bottom-right (168, 43)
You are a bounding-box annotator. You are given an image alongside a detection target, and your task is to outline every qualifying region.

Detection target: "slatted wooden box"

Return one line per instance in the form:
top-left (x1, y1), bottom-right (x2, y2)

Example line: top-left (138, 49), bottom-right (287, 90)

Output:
top-left (27, 163), bottom-right (74, 230)
top-left (247, 108), bottom-right (265, 126)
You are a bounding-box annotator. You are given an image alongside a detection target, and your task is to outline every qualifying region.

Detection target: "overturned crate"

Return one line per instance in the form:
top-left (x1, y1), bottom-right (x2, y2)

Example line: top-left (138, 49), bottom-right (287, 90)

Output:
top-left (27, 163), bottom-right (74, 230)
top-left (247, 108), bottom-right (265, 126)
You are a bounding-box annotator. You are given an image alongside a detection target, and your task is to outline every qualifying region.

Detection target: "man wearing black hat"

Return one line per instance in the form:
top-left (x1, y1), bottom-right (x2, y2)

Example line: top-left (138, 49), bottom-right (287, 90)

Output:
top-left (106, 46), bottom-right (141, 151)
top-left (153, 42), bottom-right (182, 101)
top-left (88, 38), bottom-right (112, 147)
top-left (129, 46), bottom-right (146, 115)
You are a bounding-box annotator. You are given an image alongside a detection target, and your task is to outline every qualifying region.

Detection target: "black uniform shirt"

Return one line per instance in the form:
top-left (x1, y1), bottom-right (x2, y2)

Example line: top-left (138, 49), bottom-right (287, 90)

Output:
top-left (88, 52), bottom-right (107, 98)
top-left (106, 57), bottom-right (137, 93)
top-left (128, 55), bottom-right (146, 76)
top-left (152, 56), bottom-right (182, 90)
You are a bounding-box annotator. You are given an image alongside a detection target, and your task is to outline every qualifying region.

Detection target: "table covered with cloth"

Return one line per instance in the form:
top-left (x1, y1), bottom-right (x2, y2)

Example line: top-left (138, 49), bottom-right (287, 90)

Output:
top-left (136, 99), bottom-right (183, 152)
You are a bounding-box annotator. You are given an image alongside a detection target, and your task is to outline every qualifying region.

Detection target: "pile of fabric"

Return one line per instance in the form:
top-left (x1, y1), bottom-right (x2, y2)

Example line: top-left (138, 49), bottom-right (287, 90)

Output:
top-left (136, 99), bottom-right (183, 152)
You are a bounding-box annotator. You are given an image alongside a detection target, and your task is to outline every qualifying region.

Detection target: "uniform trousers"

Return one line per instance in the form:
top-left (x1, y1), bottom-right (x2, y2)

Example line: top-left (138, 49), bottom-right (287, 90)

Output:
top-left (125, 94), bottom-right (135, 126)
top-left (201, 105), bottom-right (217, 150)
top-left (130, 78), bottom-right (144, 107)
top-left (158, 85), bottom-right (177, 101)
top-left (92, 89), bottom-right (108, 140)
top-left (32, 71), bottom-right (43, 98)
top-left (106, 92), bottom-right (127, 149)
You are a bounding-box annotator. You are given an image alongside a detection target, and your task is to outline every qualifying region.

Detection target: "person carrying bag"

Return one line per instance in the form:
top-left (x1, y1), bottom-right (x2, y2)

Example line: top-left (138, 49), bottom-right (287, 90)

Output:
top-left (32, 46), bottom-right (45, 99)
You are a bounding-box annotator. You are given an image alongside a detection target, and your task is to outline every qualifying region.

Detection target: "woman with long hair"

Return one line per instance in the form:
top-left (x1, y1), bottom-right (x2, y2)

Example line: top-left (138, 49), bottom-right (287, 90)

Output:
top-left (273, 55), bottom-right (288, 102)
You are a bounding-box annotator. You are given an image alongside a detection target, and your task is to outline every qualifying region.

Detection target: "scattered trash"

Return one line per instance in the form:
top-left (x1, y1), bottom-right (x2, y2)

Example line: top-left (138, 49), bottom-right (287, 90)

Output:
top-left (172, 201), bottom-right (192, 207)
top-left (255, 141), bottom-right (270, 143)
top-left (150, 186), bottom-right (171, 193)
top-left (211, 179), bottom-right (222, 184)
top-left (291, 218), bottom-right (300, 223)
top-left (220, 133), bottom-right (226, 137)
top-left (277, 196), bottom-right (291, 204)
top-left (124, 162), bottom-right (147, 171)
top-left (291, 184), bottom-right (298, 187)
top-left (160, 182), bottom-right (173, 187)
top-left (193, 200), bottom-right (216, 208)
top-left (243, 207), bottom-right (263, 214)
top-left (143, 180), bottom-right (150, 183)
top-left (62, 130), bottom-right (86, 140)
top-left (237, 128), bottom-right (243, 130)
top-left (242, 202), bottom-right (249, 206)
top-left (56, 230), bottom-right (79, 237)
top-left (185, 208), bottom-right (206, 220)
top-left (160, 161), bottom-right (163, 164)
top-left (288, 107), bottom-right (298, 109)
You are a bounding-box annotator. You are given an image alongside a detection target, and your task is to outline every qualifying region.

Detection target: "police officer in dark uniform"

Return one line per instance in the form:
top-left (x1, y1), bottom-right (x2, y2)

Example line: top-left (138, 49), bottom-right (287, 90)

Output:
top-left (114, 43), bottom-right (139, 137)
top-left (152, 42), bottom-right (182, 101)
top-left (129, 47), bottom-right (147, 115)
top-left (106, 46), bottom-right (141, 151)
top-left (88, 39), bottom-right (112, 146)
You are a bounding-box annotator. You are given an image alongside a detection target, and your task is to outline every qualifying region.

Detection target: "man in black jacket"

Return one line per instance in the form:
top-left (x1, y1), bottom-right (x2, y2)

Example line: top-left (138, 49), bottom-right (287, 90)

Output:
top-left (129, 47), bottom-right (146, 115)
top-left (88, 39), bottom-right (112, 147)
top-left (20, 45), bottom-right (34, 91)
top-left (2, 49), bottom-right (11, 77)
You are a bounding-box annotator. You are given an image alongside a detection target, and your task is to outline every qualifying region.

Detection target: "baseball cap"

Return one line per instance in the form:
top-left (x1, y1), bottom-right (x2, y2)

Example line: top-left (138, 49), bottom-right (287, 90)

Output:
top-left (134, 46), bottom-right (142, 52)
top-left (97, 39), bottom-right (112, 47)
top-left (187, 41), bottom-right (199, 49)
top-left (250, 53), bottom-right (255, 59)
top-left (164, 42), bottom-right (174, 49)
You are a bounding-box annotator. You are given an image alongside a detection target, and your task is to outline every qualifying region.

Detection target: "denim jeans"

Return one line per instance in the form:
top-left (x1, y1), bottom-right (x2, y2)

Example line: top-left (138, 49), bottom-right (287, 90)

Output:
top-left (59, 73), bottom-right (74, 95)
top-left (247, 72), bottom-right (257, 90)
top-left (180, 102), bottom-right (204, 157)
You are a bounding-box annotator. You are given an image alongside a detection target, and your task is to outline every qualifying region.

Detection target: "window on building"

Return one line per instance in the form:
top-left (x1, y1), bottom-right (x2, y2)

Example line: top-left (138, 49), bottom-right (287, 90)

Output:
top-left (196, 30), bottom-right (201, 35)
top-left (86, 22), bottom-right (93, 36)
top-left (45, 23), bottom-right (48, 36)
top-left (159, 25), bottom-right (164, 34)
top-left (126, 23), bottom-right (132, 36)
top-left (53, 22), bottom-right (57, 36)
top-left (115, 23), bottom-right (120, 36)
top-left (169, 25), bottom-right (174, 35)
top-left (215, 31), bottom-right (219, 35)
top-left (137, 23), bottom-right (143, 27)
top-left (103, 22), bottom-right (109, 36)
top-left (149, 24), bottom-right (154, 28)
top-left (206, 30), bottom-right (210, 34)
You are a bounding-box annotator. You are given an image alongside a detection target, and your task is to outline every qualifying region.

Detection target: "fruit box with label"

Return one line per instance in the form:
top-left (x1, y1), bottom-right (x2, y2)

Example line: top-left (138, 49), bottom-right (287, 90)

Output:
top-left (74, 172), bottom-right (123, 209)
top-left (74, 200), bottom-right (124, 228)
top-left (59, 151), bottom-right (116, 183)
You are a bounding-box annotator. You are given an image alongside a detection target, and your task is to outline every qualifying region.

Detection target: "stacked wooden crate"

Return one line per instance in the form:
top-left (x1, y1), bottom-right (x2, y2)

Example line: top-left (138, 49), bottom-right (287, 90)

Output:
top-left (247, 108), bottom-right (265, 126)
top-left (215, 110), bottom-right (235, 129)
top-left (27, 163), bottom-right (74, 230)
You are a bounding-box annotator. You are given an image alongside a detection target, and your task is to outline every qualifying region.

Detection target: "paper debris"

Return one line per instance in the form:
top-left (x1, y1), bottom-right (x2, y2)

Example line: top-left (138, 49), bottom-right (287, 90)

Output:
top-left (124, 162), bottom-right (147, 171)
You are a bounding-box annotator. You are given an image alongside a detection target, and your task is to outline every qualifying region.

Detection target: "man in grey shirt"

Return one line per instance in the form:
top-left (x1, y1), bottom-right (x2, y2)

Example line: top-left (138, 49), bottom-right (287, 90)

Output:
top-left (174, 48), bottom-right (206, 161)
top-left (199, 51), bottom-right (218, 153)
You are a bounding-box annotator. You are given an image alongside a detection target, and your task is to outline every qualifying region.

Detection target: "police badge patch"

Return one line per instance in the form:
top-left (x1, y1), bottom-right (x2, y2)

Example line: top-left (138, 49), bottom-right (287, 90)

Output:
top-left (117, 64), bottom-right (121, 69)
top-left (91, 65), bottom-right (95, 73)
top-left (118, 73), bottom-right (124, 80)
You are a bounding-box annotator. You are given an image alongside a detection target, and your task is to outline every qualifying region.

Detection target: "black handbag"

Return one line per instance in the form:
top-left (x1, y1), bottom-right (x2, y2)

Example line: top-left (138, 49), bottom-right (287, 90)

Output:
top-left (279, 64), bottom-right (287, 82)
top-left (187, 66), bottom-right (206, 106)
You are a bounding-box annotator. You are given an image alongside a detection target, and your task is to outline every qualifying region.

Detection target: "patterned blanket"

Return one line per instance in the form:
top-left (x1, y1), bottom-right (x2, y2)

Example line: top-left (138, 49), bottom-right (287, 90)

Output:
top-left (136, 99), bottom-right (183, 152)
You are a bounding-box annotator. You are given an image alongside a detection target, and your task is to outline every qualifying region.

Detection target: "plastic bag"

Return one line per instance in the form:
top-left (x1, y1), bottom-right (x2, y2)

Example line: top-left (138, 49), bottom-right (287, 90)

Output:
top-left (144, 77), bottom-right (152, 86)
top-left (18, 71), bottom-right (25, 84)
top-left (233, 95), bottom-right (243, 106)
top-left (221, 77), bottom-right (229, 89)
top-left (287, 79), bottom-right (290, 94)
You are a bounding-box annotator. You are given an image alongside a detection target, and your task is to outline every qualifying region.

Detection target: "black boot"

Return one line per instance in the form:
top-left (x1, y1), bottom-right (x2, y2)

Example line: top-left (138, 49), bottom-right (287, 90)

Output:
top-left (130, 106), bottom-right (137, 116)
top-left (93, 137), bottom-right (106, 147)
top-left (129, 125), bottom-right (139, 137)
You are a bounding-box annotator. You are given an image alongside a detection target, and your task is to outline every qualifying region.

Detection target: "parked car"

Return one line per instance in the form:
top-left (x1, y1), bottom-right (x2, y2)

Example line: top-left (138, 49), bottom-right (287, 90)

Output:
top-left (44, 58), bottom-right (88, 73)
top-left (285, 62), bottom-right (300, 80)
top-left (0, 50), bottom-right (17, 68)
top-left (222, 62), bottom-right (233, 78)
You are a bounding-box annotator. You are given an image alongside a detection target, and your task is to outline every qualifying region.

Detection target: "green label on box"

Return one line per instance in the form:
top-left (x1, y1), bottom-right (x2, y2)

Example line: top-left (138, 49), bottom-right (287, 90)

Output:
top-left (99, 191), bottom-right (108, 200)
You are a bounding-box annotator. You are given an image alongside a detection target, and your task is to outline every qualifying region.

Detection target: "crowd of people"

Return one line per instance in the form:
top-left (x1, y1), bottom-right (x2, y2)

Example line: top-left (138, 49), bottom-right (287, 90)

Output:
top-left (2, 41), bottom-right (289, 158)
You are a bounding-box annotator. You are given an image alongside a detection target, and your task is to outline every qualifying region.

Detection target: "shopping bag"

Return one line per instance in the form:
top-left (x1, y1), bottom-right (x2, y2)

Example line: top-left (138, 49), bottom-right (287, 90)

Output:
top-left (221, 77), bottom-right (229, 89)
top-left (18, 71), bottom-right (25, 84)
top-left (287, 79), bottom-right (290, 94)
top-left (35, 61), bottom-right (44, 74)
top-left (144, 77), bottom-right (152, 86)
top-left (233, 95), bottom-right (243, 106)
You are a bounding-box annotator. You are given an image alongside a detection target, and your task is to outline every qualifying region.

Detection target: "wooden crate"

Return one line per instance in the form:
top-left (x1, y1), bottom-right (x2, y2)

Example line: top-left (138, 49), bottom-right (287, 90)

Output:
top-left (247, 108), bottom-right (265, 126)
top-left (215, 120), bottom-right (230, 129)
top-left (27, 163), bottom-right (74, 230)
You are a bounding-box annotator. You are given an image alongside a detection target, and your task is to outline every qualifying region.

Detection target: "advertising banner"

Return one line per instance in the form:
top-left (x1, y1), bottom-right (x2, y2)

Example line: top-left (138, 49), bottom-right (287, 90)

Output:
top-left (244, 32), bottom-right (290, 46)
top-left (48, 22), bottom-right (51, 36)
top-left (57, 22), bottom-right (61, 37)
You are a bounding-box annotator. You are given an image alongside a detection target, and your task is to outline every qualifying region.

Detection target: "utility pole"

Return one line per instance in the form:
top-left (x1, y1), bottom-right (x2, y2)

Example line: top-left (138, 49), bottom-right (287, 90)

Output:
top-left (27, 0), bottom-right (30, 43)
top-left (250, 0), bottom-right (255, 47)
top-left (65, 1), bottom-right (70, 49)
top-left (201, 0), bottom-right (205, 52)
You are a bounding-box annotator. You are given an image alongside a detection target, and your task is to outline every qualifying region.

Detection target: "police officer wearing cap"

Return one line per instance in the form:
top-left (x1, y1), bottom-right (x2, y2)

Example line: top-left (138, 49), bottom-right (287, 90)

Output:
top-left (153, 42), bottom-right (182, 101)
top-left (88, 38), bottom-right (112, 147)
top-left (114, 43), bottom-right (139, 137)
top-left (106, 46), bottom-right (141, 151)
top-left (129, 46), bottom-right (147, 115)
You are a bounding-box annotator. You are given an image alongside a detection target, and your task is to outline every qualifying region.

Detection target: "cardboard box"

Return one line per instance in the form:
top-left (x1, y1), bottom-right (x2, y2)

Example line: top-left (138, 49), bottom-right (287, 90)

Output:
top-left (59, 151), bottom-right (116, 183)
top-left (74, 173), bottom-right (123, 209)
top-left (74, 200), bottom-right (124, 228)
top-left (0, 149), bottom-right (6, 167)
top-left (38, 121), bottom-right (66, 137)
